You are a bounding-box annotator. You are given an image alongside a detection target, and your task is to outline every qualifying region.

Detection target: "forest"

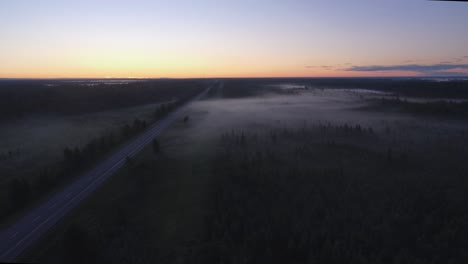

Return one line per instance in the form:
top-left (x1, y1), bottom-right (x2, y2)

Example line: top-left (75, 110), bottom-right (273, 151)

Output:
top-left (22, 78), bottom-right (468, 264)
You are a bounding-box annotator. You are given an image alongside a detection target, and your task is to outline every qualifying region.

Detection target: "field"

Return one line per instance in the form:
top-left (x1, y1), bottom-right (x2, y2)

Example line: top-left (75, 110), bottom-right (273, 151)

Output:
top-left (21, 78), bottom-right (468, 263)
top-left (0, 102), bottom-right (164, 180)
top-left (0, 79), bottom-right (205, 224)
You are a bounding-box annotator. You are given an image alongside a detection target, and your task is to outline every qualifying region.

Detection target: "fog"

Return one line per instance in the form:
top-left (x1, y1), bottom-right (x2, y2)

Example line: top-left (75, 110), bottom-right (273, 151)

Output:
top-left (184, 86), bottom-right (468, 145)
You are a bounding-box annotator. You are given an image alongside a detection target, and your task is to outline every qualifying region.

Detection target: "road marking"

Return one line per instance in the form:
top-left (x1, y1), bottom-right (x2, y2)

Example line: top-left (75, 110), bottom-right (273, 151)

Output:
top-left (2, 217), bottom-right (48, 260)
top-left (10, 232), bottom-right (18, 239)
top-left (0, 86), bottom-right (211, 262)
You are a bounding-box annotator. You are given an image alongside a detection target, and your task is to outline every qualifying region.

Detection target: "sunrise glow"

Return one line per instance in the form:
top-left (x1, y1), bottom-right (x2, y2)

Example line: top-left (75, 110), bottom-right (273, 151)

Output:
top-left (1, 0), bottom-right (467, 78)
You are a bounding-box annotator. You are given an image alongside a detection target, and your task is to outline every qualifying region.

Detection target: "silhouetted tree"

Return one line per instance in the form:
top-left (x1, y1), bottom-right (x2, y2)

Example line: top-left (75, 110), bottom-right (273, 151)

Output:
top-left (99, 136), bottom-right (107, 151)
top-left (133, 118), bottom-right (145, 130)
top-left (63, 224), bottom-right (97, 264)
top-left (8, 178), bottom-right (31, 209)
top-left (63, 147), bottom-right (73, 162)
top-left (73, 147), bottom-right (82, 167)
top-left (35, 169), bottom-right (51, 195)
top-left (152, 138), bottom-right (160, 154)
top-left (121, 124), bottom-right (131, 139)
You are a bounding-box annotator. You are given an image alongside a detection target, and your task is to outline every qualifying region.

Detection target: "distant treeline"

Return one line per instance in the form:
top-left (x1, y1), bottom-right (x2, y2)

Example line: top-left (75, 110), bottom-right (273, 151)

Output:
top-left (219, 78), bottom-right (468, 99)
top-left (214, 79), bottom-right (283, 98)
top-left (374, 98), bottom-right (468, 118)
top-left (0, 79), bottom-right (205, 119)
top-left (305, 78), bottom-right (468, 99)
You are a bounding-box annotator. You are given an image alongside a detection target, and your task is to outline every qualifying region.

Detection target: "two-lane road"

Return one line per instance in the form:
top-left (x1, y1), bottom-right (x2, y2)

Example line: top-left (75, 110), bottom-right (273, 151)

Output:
top-left (0, 84), bottom-right (212, 262)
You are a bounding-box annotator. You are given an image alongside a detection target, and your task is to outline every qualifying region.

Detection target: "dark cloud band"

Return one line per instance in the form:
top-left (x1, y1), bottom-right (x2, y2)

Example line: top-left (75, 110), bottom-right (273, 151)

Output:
top-left (345, 64), bottom-right (468, 73)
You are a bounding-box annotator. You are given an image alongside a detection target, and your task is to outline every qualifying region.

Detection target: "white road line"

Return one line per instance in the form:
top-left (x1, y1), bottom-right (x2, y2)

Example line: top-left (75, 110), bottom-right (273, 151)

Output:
top-left (10, 232), bottom-right (18, 239)
top-left (1, 106), bottom-right (179, 259)
top-left (2, 215), bottom-right (52, 260)
top-left (0, 85), bottom-right (213, 262)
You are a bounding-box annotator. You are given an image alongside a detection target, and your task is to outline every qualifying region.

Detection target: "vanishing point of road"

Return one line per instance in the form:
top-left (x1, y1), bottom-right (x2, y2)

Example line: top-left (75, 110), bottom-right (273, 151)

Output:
top-left (0, 83), bottom-right (212, 262)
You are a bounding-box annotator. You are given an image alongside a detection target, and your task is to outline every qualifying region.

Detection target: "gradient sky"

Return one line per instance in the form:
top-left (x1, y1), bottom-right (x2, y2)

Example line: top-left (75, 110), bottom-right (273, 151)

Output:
top-left (1, 0), bottom-right (467, 78)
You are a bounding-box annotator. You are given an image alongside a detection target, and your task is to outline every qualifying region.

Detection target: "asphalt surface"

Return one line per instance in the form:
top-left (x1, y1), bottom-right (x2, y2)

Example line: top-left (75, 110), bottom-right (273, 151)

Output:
top-left (0, 84), bottom-right (211, 262)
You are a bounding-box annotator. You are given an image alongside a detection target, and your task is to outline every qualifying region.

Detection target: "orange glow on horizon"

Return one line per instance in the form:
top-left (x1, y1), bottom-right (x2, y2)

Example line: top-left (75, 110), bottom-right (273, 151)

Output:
top-left (1, 1), bottom-right (467, 80)
top-left (0, 66), bottom-right (429, 79)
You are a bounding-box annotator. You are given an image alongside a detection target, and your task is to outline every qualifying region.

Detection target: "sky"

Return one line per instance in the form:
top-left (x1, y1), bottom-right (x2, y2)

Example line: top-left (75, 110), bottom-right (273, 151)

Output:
top-left (0, 0), bottom-right (467, 78)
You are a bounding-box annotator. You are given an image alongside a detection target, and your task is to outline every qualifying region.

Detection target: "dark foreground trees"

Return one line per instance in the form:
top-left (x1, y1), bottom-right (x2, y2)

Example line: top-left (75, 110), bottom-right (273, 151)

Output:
top-left (31, 122), bottom-right (468, 264)
top-left (62, 224), bottom-right (97, 264)
top-left (3, 81), bottom-right (202, 220)
top-left (4, 116), bottom-right (155, 218)
top-left (197, 126), bottom-right (468, 263)
top-left (152, 139), bottom-right (160, 154)
top-left (8, 178), bottom-right (31, 210)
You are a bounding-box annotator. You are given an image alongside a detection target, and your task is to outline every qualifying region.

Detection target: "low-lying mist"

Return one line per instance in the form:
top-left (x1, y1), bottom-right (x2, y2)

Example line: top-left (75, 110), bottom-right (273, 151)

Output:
top-left (188, 86), bottom-right (467, 144)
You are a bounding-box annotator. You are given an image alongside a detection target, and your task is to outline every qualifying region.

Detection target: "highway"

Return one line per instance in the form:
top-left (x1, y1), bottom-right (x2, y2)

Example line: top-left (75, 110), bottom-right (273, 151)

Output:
top-left (0, 84), bottom-right (212, 262)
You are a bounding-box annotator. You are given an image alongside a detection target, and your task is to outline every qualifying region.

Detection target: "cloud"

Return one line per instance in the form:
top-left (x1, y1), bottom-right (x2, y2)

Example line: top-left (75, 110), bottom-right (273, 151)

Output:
top-left (344, 63), bottom-right (468, 74)
top-left (305, 65), bottom-right (335, 69)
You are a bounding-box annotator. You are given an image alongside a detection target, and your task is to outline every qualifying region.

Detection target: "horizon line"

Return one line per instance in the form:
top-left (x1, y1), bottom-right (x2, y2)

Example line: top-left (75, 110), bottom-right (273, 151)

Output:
top-left (1, 76), bottom-right (468, 80)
